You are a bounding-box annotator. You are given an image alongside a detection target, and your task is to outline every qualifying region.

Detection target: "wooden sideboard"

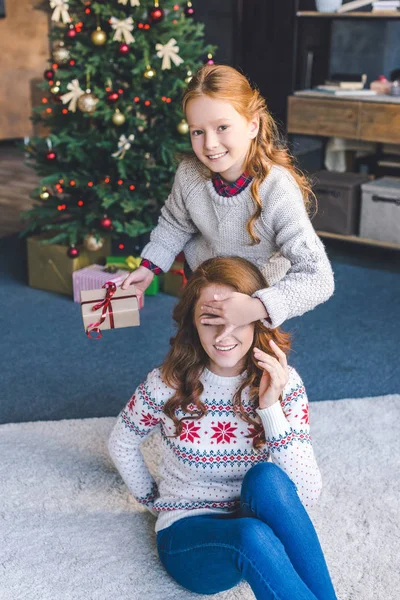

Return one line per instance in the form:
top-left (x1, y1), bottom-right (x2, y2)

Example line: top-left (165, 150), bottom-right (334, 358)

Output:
top-left (287, 95), bottom-right (400, 145)
top-left (287, 93), bottom-right (400, 251)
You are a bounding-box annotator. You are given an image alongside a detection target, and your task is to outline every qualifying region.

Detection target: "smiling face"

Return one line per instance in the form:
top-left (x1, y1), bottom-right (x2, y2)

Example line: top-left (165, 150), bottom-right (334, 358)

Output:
top-left (185, 95), bottom-right (259, 183)
top-left (194, 283), bottom-right (255, 377)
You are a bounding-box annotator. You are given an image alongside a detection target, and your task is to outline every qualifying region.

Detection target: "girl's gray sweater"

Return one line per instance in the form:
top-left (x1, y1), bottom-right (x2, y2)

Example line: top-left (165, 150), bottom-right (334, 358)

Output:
top-left (141, 158), bottom-right (334, 328)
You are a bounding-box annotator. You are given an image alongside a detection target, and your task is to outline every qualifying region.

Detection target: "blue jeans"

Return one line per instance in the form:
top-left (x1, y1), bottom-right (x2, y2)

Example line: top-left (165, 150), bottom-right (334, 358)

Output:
top-left (157, 463), bottom-right (337, 599)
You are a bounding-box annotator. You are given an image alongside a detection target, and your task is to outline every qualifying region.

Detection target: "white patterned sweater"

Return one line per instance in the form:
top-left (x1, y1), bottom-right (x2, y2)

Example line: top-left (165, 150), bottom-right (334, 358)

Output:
top-left (108, 366), bottom-right (322, 533)
top-left (141, 157), bottom-right (335, 328)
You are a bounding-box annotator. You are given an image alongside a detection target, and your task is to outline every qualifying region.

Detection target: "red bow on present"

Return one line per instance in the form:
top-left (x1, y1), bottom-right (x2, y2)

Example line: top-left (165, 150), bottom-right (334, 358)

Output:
top-left (86, 281), bottom-right (117, 340)
top-left (169, 269), bottom-right (188, 286)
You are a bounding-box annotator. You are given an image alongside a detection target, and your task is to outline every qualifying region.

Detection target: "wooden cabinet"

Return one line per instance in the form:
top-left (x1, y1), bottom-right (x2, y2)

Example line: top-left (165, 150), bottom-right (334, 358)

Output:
top-left (288, 97), bottom-right (359, 139)
top-left (358, 102), bottom-right (400, 144)
top-left (287, 96), bottom-right (400, 144)
top-left (287, 94), bottom-right (400, 250)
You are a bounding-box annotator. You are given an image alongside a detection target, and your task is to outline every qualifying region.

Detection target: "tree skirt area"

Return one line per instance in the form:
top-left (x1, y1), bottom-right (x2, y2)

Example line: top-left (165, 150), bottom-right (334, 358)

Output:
top-left (1, 395), bottom-right (399, 600)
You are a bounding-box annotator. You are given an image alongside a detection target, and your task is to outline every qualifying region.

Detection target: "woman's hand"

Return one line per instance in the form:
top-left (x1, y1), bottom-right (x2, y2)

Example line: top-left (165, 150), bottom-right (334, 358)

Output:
top-left (200, 292), bottom-right (268, 343)
top-left (121, 265), bottom-right (154, 296)
top-left (254, 340), bottom-right (289, 409)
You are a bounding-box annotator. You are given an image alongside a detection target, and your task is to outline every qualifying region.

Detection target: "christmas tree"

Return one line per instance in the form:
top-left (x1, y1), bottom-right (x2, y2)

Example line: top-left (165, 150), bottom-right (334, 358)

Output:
top-left (22, 0), bottom-right (215, 257)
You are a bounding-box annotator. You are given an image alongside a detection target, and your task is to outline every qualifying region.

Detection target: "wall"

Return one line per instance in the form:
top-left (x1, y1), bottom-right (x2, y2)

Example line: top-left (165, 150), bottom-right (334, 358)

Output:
top-left (0, 1), bottom-right (49, 140)
top-left (330, 20), bottom-right (400, 84)
top-left (193, 0), bottom-right (235, 66)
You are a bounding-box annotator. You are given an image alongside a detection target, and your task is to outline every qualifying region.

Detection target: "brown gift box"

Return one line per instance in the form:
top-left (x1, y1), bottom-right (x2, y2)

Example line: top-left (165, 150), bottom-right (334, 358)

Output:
top-left (27, 234), bottom-right (111, 297)
top-left (81, 284), bottom-right (140, 339)
top-left (163, 260), bottom-right (187, 297)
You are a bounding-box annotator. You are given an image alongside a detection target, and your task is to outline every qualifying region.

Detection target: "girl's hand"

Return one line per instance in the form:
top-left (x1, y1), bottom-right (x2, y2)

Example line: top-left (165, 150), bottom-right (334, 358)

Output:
top-left (200, 292), bottom-right (267, 343)
top-left (254, 340), bottom-right (289, 409)
top-left (121, 265), bottom-right (154, 296)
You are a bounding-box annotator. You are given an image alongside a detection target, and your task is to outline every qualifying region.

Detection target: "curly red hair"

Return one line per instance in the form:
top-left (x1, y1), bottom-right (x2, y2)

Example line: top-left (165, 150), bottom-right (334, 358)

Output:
top-left (161, 257), bottom-right (290, 449)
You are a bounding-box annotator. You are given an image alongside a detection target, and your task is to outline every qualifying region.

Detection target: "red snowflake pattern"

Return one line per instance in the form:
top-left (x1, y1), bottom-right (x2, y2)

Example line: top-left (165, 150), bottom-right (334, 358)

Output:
top-left (140, 412), bottom-right (159, 428)
top-left (127, 394), bottom-right (136, 411)
top-left (180, 421), bottom-right (201, 443)
top-left (210, 421), bottom-right (237, 444)
top-left (293, 404), bottom-right (309, 424)
top-left (300, 404), bottom-right (309, 424)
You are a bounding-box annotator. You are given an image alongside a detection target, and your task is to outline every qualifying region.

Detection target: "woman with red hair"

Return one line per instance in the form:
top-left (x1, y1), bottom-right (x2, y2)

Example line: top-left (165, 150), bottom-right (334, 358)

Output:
top-left (110, 257), bottom-right (337, 599)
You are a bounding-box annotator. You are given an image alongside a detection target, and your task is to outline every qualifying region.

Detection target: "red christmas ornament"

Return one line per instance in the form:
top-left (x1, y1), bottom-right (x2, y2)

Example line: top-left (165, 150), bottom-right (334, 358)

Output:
top-left (46, 151), bottom-right (57, 161)
top-left (67, 246), bottom-right (80, 259)
top-left (184, 1), bottom-right (195, 17)
top-left (107, 91), bottom-right (119, 103)
top-left (44, 69), bottom-right (55, 81)
top-left (148, 6), bottom-right (165, 23)
top-left (65, 27), bottom-right (77, 40)
top-left (118, 43), bottom-right (130, 55)
top-left (99, 216), bottom-right (113, 231)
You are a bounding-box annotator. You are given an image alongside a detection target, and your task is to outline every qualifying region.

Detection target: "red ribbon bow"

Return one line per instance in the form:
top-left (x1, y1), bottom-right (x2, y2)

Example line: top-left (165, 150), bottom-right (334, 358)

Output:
top-left (169, 269), bottom-right (188, 286)
top-left (85, 281), bottom-right (117, 340)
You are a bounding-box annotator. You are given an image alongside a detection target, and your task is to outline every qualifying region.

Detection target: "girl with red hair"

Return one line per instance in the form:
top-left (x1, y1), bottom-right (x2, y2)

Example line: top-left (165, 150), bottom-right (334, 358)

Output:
top-left (122, 64), bottom-right (334, 338)
top-left (110, 257), bottom-right (337, 599)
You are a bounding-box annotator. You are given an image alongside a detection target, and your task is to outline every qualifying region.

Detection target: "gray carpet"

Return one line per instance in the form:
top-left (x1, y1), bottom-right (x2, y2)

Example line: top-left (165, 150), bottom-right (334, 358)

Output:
top-left (2, 235), bottom-right (400, 425)
top-left (1, 395), bottom-right (399, 600)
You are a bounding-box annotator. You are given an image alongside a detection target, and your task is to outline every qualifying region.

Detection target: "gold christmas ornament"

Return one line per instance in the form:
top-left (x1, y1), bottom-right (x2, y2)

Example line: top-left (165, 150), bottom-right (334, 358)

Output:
top-left (50, 81), bottom-right (61, 95)
top-left (184, 70), bottom-right (193, 84)
top-left (136, 111), bottom-right (147, 132)
top-left (52, 45), bottom-right (70, 65)
top-left (83, 234), bottom-right (105, 252)
top-left (177, 119), bottom-right (189, 135)
top-left (144, 153), bottom-right (156, 167)
top-left (91, 27), bottom-right (107, 46)
top-left (77, 91), bottom-right (99, 113)
top-left (39, 188), bottom-right (50, 200)
top-left (143, 64), bottom-right (156, 80)
top-left (112, 109), bottom-right (126, 126)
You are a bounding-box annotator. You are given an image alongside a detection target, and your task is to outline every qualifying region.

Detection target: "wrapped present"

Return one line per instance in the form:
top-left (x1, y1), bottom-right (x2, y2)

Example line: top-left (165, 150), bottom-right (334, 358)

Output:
top-left (163, 259), bottom-right (187, 297)
top-left (106, 255), bottom-right (142, 270)
top-left (81, 282), bottom-right (140, 340)
top-left (72, 264), bottom-right (144, 309)
top-left (73, 264), bottom-right (126, 303)
top-left (27, 234), bottom-right (111, 297)
top-left (106, 255), bottom-right (159, 295)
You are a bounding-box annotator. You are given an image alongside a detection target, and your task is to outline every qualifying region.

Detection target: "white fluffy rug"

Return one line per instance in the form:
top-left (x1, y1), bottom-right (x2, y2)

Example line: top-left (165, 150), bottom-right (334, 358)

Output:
top-left (1, 396), bottom-right (399, 600)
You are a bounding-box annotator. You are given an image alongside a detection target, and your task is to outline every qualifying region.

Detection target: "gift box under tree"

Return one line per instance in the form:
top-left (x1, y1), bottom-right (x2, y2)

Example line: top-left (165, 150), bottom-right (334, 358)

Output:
top-left (163, 255), bottom-right (187, 297)
top-left (27, 234), bottom-right (111, 297)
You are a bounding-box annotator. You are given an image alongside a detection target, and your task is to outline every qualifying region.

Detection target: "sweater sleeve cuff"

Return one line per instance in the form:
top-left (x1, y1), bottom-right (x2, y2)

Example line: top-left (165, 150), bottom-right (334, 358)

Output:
top-left (256, 401), bottom-right (290, 438)
top-left (140, 241), bottom-right (178, 273)
top-left (252, 286), bottom-right (289, 329)
top-left (140, 258), bottom-right (163, 275)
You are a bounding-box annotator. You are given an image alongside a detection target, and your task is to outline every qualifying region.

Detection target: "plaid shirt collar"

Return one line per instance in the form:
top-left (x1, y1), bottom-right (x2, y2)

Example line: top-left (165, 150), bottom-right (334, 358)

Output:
top-left (212, 172), bottom-right (252, 197)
